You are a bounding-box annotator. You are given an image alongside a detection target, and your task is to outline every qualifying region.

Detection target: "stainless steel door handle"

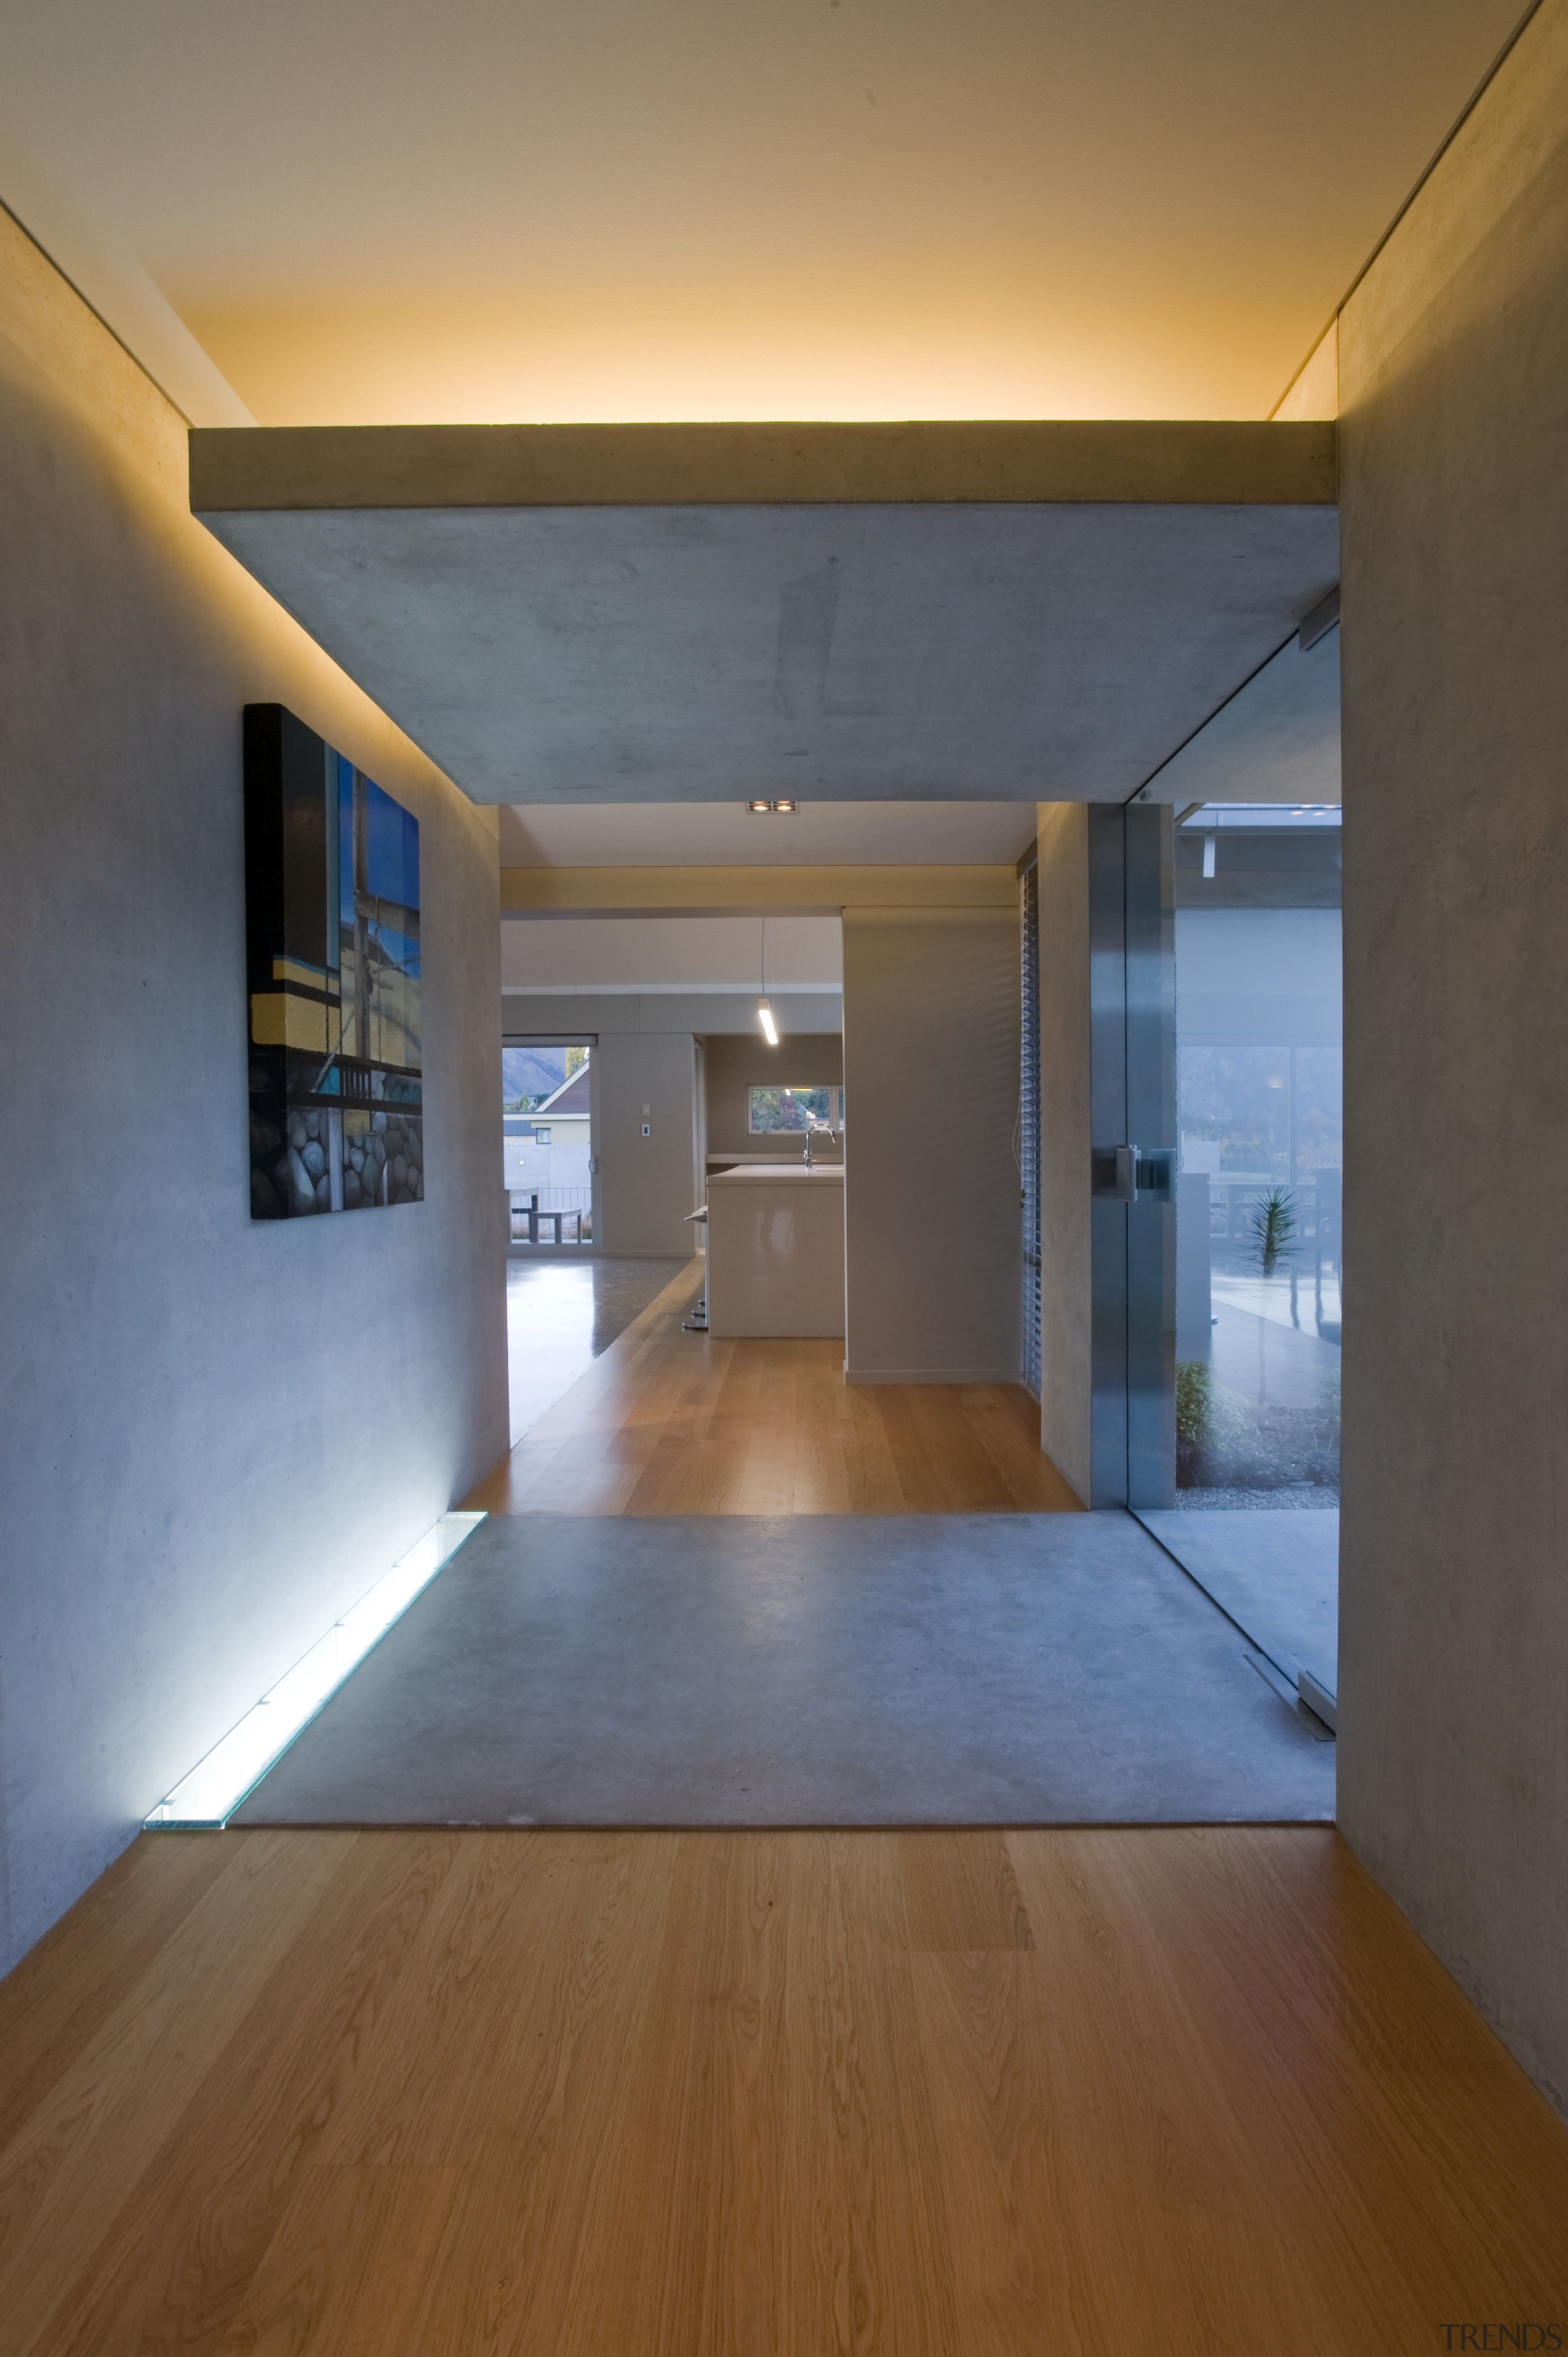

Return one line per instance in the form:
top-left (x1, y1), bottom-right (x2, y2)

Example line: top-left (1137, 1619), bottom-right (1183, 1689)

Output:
top-left (1091, 1144), bottom-right (1174, 1202)
top-left (1091, 1144), bottom-right (1139, 1200)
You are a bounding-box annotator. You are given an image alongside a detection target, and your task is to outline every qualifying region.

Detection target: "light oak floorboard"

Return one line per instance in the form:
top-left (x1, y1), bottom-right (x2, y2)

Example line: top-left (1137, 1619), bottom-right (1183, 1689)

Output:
top-left (219, 2165), bottom-right (464, 2357)
top-left (34, 1833), bottom-right (464, 2356)
top-left (898, 1832), bottom-right (1035, 1956)
top-left (0, 1832), bottom-right (351, 2356)
top-left (0, 1828), bottom-right (233, 2157)
top-left (466, 1262), bottom-right (1082, 1518)
top-left (5, 1826), bottom-right (1567, 2355)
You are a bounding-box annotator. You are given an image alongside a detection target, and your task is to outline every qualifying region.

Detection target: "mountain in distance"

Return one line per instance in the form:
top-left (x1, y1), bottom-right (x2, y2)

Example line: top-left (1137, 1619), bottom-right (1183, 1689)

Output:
top-left (503, 1045), bottom-right (567, 1108)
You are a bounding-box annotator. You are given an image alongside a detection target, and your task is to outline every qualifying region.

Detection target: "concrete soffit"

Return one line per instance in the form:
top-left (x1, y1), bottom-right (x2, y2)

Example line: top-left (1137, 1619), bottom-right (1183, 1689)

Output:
top-left (190, 420), bottom-right (1340, 810)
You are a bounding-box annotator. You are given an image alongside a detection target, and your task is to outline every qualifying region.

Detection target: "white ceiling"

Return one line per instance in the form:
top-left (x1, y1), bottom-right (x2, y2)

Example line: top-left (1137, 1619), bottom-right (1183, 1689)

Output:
top-left (0, 0), bottom-right (1525, 426)
top-left (499, 801), bottom-right (1037, 867)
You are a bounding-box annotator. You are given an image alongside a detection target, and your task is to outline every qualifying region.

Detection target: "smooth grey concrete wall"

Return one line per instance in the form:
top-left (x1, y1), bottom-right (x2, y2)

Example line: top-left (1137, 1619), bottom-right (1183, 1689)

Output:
top-left (1336, 0), bottom-right (1568, 2113)
top-left (0, 213), bottom-right (508, 1977)
top-left (1035, 808), bottom-right (1093, 1503)
top-left (593, 1032), bottom-right (701, 1256)
top-left (842, 906), bottom-right (1020, 1382)
top-left (703, 1032), bottom-right (843, 1162)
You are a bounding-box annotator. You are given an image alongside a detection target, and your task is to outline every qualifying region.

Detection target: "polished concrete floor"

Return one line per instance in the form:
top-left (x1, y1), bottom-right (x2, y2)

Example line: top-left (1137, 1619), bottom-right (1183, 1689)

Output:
top-left (505, 1255), bottom-right (691, 1443)
top-left (1138, 1507), bottom-right (1339, 1696)
top-left (236, 1513), bottom-right (1335, 1827)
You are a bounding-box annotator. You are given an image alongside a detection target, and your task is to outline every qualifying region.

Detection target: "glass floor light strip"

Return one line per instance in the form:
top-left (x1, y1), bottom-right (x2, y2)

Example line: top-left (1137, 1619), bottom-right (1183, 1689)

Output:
top-left (145, 1510), bottom-right (486, 1829)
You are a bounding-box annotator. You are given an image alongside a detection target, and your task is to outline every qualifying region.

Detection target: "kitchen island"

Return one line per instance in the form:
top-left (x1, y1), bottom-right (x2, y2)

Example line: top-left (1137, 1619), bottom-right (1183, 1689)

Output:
top-left (704, 1162), bottom-right (845, 1338)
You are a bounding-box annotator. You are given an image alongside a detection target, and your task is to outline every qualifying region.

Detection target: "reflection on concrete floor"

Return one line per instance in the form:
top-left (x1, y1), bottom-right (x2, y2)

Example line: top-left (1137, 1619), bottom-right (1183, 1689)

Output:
top-left (1137, 1508), bottom-right (1338, 1702)
top-left (507, 1256), bottom-right (692, 1445)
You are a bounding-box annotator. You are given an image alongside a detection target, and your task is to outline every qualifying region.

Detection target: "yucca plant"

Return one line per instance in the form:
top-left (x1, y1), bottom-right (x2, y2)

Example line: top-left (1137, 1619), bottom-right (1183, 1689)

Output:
top-left (1250, 1186), bottom-right (1298, 1277)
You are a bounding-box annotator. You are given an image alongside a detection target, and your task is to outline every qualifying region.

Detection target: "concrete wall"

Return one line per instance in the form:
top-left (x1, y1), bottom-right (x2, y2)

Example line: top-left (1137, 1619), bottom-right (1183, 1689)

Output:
top-left (842, 905), bottom-right (1020, 1382)
top-left (703, 1031), bottom-right (843, 1160)
top-left (1035, 808), bottom-right (1093, 1502)
top-left (593, 1031), bottom-right (701, 1255)
top-left (0, 213), bottom-right (508, 1976)
top-left (1336, 0), bottom-right (1568, 2113)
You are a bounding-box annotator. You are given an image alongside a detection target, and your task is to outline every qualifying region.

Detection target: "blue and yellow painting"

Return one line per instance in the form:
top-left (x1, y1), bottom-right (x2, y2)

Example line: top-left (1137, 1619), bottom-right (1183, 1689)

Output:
top-left (244, 705), bottom-right (423, 1218)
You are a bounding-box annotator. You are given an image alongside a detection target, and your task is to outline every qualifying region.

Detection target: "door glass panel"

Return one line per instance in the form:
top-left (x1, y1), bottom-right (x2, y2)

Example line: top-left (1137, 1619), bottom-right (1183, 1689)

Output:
top-left (1125, 613), bottom-right (1343, 1722)
top-left (1174, 806), bottom-right (1341, 1511)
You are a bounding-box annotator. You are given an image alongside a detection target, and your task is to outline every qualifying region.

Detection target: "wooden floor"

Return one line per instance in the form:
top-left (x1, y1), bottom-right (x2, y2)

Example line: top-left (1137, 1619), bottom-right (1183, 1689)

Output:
top-left (2, 1824), bottom-right (1564, 2354)
top-left (17, 1292), bottom-right (1560, 2350)
top-left (468, 1261), bottom-right (1083, 1515)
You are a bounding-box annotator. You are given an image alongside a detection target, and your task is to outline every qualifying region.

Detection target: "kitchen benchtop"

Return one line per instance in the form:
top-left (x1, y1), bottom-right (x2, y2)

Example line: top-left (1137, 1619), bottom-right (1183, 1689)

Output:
top-left (706, 1151), bottom-right (842, 1167)
top-left (707, 1162), bottom-right (845, 1184)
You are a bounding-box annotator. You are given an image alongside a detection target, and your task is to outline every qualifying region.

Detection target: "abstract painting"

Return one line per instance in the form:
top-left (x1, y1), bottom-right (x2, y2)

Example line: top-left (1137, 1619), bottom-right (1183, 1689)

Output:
top-left (244, 705), bottom-right (423, 1219)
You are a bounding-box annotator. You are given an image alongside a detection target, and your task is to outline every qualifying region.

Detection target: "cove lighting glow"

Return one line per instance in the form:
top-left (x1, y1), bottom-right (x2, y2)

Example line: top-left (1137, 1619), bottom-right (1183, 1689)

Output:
top-left (145, 1510), bottom-right (486, 1829)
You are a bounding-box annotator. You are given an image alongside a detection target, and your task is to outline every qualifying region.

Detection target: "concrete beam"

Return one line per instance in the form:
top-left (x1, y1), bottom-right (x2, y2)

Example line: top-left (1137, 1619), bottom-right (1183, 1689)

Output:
top-left (191, 424), bottom-right (1338, 808)
top-left (500, 864), bottom-right (1017, 913)
top-left (503, 989), bottom-right (842, 1037)
top-left (192, 420), bottom-right (1336, 513)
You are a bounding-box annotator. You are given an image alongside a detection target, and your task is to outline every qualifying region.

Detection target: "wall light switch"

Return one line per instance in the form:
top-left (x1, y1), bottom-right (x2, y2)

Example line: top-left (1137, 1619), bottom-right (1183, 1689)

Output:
top-left (642, 1122), bottom-right (651, 1137)
top-left (642, 1103), bottom-right (650, 1115)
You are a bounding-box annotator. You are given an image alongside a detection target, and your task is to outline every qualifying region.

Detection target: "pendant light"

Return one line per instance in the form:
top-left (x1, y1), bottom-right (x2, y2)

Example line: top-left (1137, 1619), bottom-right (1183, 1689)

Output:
top-left (758, 915), bottom-right (778, 1045)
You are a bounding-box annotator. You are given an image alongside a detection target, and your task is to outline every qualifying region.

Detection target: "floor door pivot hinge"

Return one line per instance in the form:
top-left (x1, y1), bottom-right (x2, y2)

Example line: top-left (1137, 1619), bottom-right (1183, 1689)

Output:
top-left (1296, 1667), bottom-right (1338, 1734)
top-left (1245, 1649), bottom-right (1335, 1741)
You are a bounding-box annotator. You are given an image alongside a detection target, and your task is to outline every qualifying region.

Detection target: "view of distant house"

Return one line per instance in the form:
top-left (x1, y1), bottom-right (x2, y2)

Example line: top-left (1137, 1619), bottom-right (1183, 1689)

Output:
top-left (503, 1058), bottom-right (592, 1200)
